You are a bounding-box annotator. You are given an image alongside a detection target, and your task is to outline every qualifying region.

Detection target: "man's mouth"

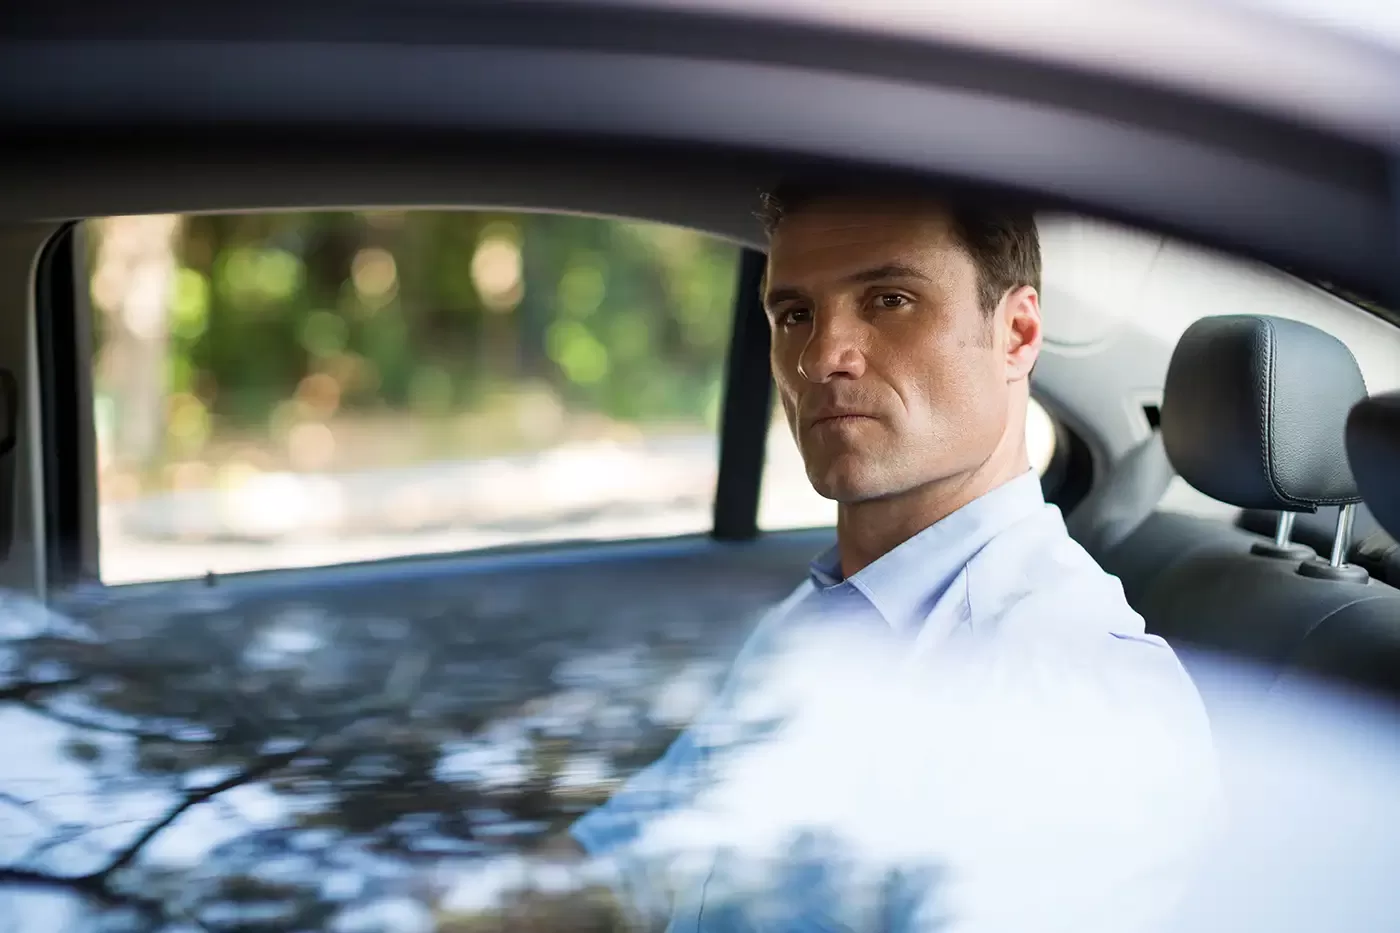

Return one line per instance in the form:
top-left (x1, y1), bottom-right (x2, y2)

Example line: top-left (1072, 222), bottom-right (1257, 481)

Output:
top-left (810, 413), bottom-right (875, 428)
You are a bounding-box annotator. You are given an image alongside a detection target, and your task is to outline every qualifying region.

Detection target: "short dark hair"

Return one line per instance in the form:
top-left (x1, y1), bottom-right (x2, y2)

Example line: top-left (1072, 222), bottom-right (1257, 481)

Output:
top-left (757, 181), bottom-right (1041, 314)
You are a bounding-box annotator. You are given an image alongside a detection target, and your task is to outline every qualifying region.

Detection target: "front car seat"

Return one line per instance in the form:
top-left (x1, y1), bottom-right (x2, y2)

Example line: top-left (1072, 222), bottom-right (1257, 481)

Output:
top-left (1268, 390), bottom-right (1400, 697)
top-left (1129, 315), bottom-right (1400, 700)
top-left (1347, 392), bottom-right (1400, 538)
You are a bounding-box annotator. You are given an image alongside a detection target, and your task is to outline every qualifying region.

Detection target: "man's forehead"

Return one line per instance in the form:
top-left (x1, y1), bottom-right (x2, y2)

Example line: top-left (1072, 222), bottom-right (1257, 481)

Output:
top-left (777, 194), bottom-right (952, 234)
top-left (765, 198), bottom-right (963, 284)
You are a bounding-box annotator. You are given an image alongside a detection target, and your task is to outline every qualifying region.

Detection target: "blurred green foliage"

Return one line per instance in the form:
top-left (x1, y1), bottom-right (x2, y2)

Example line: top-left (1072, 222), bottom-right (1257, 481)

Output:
top-left (87, 210), bottom-right (740, 466)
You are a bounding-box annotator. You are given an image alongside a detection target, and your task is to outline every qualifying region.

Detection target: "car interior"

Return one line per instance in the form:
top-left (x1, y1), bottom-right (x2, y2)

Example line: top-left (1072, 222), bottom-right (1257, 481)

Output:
top-left (6, 1), bottom-right (1400, 928)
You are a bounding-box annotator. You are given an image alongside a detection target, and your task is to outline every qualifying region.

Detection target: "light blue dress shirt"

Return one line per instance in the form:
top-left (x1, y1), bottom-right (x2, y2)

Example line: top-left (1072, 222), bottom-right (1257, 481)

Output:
top-left (573, 470), bottom-right (1219, 933)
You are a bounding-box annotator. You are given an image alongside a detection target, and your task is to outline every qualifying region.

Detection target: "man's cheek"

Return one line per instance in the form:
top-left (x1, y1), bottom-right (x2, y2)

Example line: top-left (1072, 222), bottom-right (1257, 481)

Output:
top-left (779, 393), bottom-right (800, 433)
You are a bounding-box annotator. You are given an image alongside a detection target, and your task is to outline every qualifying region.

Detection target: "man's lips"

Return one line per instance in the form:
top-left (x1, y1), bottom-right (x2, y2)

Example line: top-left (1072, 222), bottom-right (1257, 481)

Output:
top-left (808, 413), bottom-right (876, 427)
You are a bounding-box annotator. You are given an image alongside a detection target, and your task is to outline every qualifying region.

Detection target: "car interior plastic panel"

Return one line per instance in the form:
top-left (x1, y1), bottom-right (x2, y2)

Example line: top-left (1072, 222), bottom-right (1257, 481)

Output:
top-left (1064, 430), bottom-right (1175, 562)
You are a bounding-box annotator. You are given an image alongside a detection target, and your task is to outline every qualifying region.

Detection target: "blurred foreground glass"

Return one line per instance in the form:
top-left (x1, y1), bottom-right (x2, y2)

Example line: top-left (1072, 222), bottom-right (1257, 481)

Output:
top-left (84, 211), bottom-right (739, 583)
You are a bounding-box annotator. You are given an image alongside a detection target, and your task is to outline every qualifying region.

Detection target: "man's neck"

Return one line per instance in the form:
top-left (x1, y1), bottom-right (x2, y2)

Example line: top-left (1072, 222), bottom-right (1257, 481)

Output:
top-left (836, 447), bottom-right (1031, 579)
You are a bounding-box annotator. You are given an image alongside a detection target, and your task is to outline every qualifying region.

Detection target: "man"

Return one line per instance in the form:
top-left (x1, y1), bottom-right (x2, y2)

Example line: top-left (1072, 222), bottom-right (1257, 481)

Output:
top-left (564, 182), bottom-right (1219, 933)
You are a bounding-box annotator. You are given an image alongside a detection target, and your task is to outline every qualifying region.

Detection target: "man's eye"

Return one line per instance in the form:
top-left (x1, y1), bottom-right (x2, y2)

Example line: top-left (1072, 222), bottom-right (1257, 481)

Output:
top-left (875, 293), bottom-right (910, 310)
top-left (779, 308), bottom-right (813, 326)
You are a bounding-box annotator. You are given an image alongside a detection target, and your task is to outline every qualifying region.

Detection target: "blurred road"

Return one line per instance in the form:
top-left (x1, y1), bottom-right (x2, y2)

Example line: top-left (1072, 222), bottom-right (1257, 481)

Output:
top-left (100, 431), bottom-right (837, 584)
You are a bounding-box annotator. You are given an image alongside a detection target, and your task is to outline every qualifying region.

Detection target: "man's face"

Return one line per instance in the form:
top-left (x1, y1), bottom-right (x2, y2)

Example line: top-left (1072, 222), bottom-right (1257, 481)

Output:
top-left (763, 196), bottom-right (1039, 503)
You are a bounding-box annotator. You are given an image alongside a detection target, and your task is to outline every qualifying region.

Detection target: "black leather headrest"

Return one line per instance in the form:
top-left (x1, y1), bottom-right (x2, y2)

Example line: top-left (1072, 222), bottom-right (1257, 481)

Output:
top-left (1346, 392), bottom-right (1400, 538)
top-left (1162, 314), bottom-right (1366, 512)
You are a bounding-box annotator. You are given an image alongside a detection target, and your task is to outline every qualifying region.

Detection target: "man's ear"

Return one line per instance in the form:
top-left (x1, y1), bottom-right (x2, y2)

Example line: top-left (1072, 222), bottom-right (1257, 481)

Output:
top-left (1003, 285), bottom-right (1041, 380)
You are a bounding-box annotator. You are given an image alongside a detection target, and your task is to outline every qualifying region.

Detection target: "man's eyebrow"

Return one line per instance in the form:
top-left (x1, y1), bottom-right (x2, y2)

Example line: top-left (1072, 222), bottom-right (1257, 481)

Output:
top-left (844, 263), bottom-right (932, 284)
top-left (762, 285), bottom-right (806, 309)
top-left (761, 263), bottom-right (931, 309)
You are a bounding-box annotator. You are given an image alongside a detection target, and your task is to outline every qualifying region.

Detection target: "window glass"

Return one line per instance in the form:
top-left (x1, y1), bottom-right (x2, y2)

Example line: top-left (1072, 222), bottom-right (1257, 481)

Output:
top-left (758, 396), bottom-right (1060, 531)
top-left (85, 211), bottom-right (739, 583)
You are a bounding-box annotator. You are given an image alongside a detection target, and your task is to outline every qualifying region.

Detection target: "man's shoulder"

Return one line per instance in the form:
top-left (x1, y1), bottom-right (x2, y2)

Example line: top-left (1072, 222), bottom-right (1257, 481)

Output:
top-left (966, 508), bottom-right (1148, 636)
top-left (714, 577), bottom-right (820, 695)
top-left (742, 577), bottom-right (818, 644)
top-left (958, 510), bottom-right (1212, 743)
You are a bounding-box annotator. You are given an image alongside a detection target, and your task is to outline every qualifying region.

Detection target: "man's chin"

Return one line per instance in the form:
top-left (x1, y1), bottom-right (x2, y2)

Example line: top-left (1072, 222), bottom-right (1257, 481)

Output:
top-left (810, 466), bottom-right (950, 506)
top-left (809, 470), bottom-right (887, 505)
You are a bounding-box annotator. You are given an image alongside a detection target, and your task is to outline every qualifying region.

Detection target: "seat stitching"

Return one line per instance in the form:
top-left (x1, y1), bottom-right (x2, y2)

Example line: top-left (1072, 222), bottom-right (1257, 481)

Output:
top-left (1258, 319), bottom-right (1302, 510)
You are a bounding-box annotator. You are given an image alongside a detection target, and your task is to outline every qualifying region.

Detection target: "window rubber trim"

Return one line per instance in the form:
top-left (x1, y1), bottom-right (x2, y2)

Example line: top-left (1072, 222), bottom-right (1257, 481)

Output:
top-left (712, 247), bottom-right (771, 541)
top-left (34, 221), bottom-right (97, 588)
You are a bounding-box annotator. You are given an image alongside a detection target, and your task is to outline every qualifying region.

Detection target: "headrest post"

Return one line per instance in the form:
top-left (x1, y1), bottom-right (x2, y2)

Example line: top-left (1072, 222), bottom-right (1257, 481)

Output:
top-left (1298, 501), bottom-right (1369, 582)
top-left (1250, 510), bottom-right (1315, 561)
top-left (1330, 503), bottom-right (1357, 568)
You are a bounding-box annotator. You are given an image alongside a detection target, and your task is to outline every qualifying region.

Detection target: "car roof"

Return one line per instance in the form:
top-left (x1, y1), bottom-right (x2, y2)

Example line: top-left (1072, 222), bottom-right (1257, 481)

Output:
top-left (11, 0), bottom-right (1400, 146)
top-left (597, 0), bottom-right (1400, 146)
top-left (1, 0), bottom-right (1397, 304)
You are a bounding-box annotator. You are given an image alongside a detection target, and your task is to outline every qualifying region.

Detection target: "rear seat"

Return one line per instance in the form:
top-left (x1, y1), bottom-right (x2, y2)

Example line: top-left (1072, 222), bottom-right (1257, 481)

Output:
top-left (1098, 314), bottom-right (1400, 698)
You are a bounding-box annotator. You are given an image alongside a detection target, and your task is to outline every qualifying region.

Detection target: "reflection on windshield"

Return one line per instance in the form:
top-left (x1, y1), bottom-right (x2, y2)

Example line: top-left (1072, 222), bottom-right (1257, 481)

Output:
top-left (3, 580), bottom-right (1400, 932)
top-left (0, 566), bottom-right (775, 931)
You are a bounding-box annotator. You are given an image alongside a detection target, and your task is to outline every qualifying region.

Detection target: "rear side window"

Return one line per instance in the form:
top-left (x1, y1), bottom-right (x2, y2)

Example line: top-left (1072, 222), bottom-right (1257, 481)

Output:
top-left (83, 211), bottom-right (739, 583)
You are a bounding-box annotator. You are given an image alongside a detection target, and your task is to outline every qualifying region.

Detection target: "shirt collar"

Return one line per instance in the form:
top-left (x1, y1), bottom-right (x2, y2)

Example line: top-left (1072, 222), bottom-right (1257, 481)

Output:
top-left (808, 469), bottom-right (1047, 631)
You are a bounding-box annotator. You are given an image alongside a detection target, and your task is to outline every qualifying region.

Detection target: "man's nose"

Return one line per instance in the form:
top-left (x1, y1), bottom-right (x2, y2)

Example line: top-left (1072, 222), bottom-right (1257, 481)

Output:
top-left (798, 313), bottom-right (866, 383)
